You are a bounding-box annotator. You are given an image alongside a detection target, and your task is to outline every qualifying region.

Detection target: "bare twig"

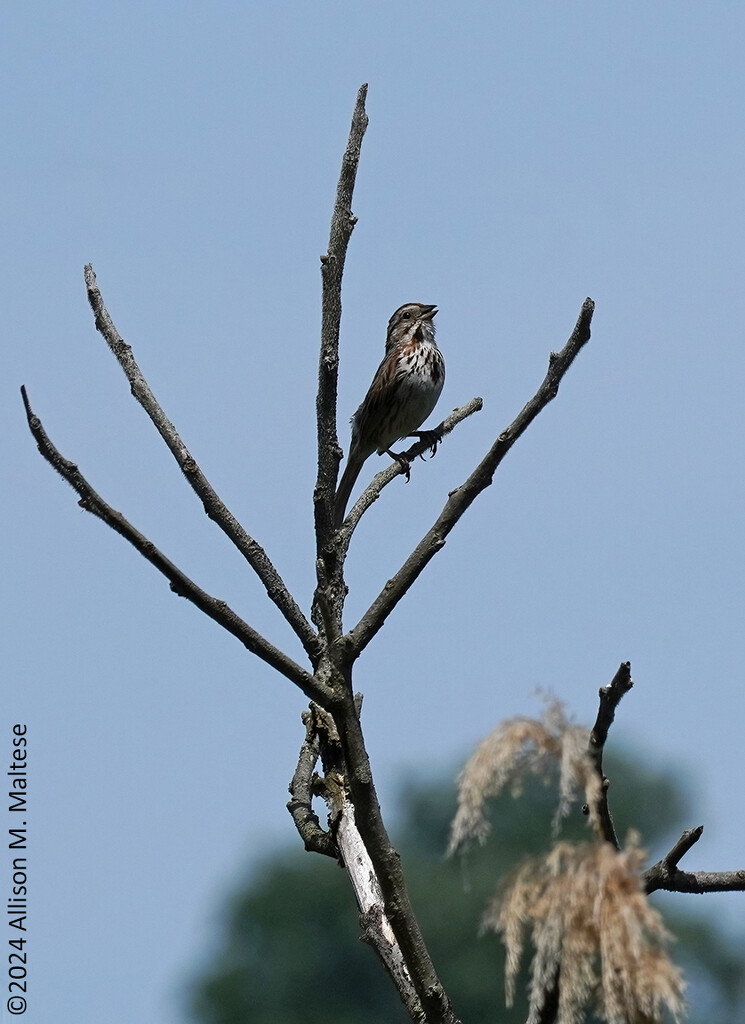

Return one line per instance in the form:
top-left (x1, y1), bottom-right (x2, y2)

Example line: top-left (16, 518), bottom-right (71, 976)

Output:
top-left (341, 398), bottom-right (483, 525)
top-left (645, 826), bottom-right (745, 894)
top-left (587, 661), bottom-right (634, 847)
top-left (589, 661), bottom-right (634, 751)
top-left (83, 264), bottom-right (320, 665)
top-left (314, 84), bottom-right (369, 558)
top-left (663, 825), bottom-right (705, 870)
top-left (346, 298), bottom-right (595, 659)
top-left (21, 386), bottom-right (325, 701)
top-left (335, 397), bottom-right (483, 559)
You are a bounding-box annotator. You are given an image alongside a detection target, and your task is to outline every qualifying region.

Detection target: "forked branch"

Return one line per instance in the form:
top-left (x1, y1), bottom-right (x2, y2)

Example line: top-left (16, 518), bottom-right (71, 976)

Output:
top-left (584, 669), bottom-right (745, 895)
top-left (645, 826), bottom-right (745, 894)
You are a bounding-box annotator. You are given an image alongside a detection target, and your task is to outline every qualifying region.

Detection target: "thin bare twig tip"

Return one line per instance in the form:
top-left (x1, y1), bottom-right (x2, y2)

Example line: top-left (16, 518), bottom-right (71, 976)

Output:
top-left (84, 265), bottom-right (98, 298)
top-left (354, 84), bottom-right (369, 127)
top-left (20, 385), bottom-right (32, 419)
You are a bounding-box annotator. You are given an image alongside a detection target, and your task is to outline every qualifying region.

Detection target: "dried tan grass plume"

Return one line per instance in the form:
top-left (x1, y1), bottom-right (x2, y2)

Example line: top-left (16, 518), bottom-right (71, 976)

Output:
top-left (448, 700), bottom-right (600, 855)
top-left (484, 833), bottom-right (686, 1024)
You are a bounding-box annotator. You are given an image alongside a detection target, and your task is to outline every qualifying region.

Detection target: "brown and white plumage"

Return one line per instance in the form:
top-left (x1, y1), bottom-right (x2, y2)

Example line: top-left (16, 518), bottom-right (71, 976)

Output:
top-left (335, 302), bottom-right (445, 524)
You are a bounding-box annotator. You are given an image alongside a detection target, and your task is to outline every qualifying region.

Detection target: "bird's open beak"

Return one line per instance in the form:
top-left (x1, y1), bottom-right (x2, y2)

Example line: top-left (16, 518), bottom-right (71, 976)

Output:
top-left (420, 304), bottom-right (438, 320)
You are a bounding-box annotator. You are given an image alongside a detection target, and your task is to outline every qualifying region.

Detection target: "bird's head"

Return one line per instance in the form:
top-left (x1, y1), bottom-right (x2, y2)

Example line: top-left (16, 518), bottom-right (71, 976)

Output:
top-left (386, 302), bottom-right (438, 351)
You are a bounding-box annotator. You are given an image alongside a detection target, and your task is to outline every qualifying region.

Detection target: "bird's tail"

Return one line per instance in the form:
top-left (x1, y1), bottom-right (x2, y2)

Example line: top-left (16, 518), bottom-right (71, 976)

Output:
top-left (334, 449), bottom-right (366, 525)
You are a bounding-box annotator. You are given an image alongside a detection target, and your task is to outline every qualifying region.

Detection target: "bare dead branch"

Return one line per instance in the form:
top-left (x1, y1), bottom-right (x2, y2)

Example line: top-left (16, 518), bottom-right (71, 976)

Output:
top-left (337, 397), bottom-right (483, 545)
top-left (287, 710), bottom-right (337, 858)
top-left (332, 690), bottom-right (462, 1024)
top-left (587, 661), bottom-right (634, 847)
top-left (21, 385), bottom-right (325, 701)
top-left (642, 864), bottom-right (740, 897)
top-left (650, 872), bottom-right (745, 897)
top-left (314, 84), bottom-right (369, 556)
top-left (83, 264), bottom-right (320, 665)
top-left (590, 661), bottom-right (634, 751)
top-left (335, 787), bottom-right (426, 1023)
top-left (346, 298), bottom-right (595, 659)
top-left (359, 907), bottom-right (427, 1024)
top-left (646, 868), bottom-right (745, 894)
top-left (292, 693), bottom-right (463, 1023)
top-left (582, 672), bottom-right (745, 898)
top-left (645, 826), bottom-right (745, 894)
top-left (663, 825), bottom-right (705, 870)
top-left (288, 704), bottom-right (427, 1020)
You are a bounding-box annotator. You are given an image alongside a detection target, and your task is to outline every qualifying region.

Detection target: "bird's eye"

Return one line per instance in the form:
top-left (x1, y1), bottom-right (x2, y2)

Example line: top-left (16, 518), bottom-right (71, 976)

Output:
top-left (401, 311), bottom-right (411, 319)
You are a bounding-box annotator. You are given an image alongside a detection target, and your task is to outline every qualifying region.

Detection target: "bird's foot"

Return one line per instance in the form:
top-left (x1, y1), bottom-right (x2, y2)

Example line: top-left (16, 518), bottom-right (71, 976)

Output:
top-left (386, 449), bottom-right (412, 482)
top-left (409, 428), bottom-right (441, 459)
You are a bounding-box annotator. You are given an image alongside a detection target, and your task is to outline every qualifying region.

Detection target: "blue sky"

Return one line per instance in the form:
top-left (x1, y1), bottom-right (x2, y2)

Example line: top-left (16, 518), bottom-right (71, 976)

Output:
top-left (3, 3), bottom-right (745, 1022)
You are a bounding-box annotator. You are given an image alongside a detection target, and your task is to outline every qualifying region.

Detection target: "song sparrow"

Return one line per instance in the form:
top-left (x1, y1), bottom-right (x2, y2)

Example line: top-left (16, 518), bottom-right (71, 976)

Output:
top-left (334, 302), bottom-right (445, 524)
